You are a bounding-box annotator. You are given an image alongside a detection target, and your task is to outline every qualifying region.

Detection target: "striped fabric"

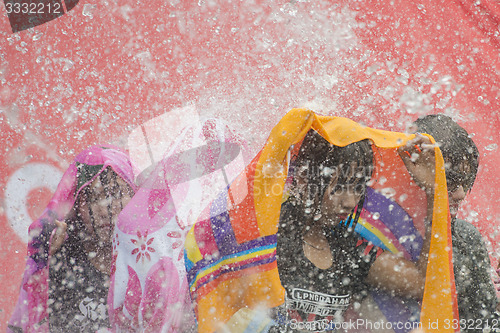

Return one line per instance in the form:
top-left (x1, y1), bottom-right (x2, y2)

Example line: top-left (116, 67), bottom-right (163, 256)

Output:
top-left (184, 108), bottom-right (458, 333)
top-left (358, 187), bottom-right (423, 262)
top-left (184, 153), bottom-right (283, 310)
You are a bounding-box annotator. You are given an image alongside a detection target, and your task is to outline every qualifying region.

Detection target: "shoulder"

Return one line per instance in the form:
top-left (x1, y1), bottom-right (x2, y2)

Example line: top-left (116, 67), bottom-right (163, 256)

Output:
top-left (454, 218), bottom-right (477, 232)
top-left (454, 219), bottom-right (484, 243)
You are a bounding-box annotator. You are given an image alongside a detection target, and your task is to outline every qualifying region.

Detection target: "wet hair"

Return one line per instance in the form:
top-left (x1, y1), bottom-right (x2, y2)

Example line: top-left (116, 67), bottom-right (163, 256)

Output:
top-left (279, 130), bottom-right (374, 262)
top-left (414, 114), bottom-right (479, 191)
top-left (69, 167), bottom-right (129, 250)
top-left (292, 129), bottom-right (374, 204)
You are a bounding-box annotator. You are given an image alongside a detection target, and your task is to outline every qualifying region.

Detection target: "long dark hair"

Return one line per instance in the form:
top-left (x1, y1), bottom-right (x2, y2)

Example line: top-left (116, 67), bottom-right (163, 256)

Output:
top-left (278, 129), bottom-right (375, 270)
top-left (67, 167), bottom-right (125, 256)
top-left (289, 130), bottom-right (374, 223)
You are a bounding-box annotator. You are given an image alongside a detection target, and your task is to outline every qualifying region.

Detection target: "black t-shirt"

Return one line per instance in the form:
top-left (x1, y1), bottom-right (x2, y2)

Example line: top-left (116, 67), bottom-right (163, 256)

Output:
top-left (48, 241), bottom-right (110, 333)
top-left (273, 200), bottom-right (379, 332)
top-left (452, 219), bottom-right (499, 332)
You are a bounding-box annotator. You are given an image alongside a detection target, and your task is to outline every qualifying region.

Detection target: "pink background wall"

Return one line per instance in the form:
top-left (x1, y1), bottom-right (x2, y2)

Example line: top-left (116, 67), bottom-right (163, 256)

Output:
top-left (1, 0), bottom-right (499, 329)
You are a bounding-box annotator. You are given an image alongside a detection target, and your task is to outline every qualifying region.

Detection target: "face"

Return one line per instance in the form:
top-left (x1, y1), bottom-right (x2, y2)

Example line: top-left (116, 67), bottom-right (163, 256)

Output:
top-left (446, 162), bottom-right (474, 219)
top-left (77, 171), bottom-right (134, 247)
top-left (318, 162), bottom-right (367, 227)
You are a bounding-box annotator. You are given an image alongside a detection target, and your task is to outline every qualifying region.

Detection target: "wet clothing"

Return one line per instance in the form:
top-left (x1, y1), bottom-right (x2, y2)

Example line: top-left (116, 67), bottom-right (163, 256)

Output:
top-left (8, 146), bottom-right (136, 333)
top-left (48, 238), bottom-right (110, 333)
top-left (272, 200), bottom-right (380, 332)
top-left (452, 218), bottom-right (499, 332)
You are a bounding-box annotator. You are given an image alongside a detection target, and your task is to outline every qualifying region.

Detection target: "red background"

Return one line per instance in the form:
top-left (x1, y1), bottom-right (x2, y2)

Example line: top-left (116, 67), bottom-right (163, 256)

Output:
top-left (1, 0), bottom-right (499, 329)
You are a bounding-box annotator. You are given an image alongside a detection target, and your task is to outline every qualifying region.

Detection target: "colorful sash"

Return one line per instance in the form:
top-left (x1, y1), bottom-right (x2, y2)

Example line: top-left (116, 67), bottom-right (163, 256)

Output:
top-left (185, 108), bottom-right (458, 333)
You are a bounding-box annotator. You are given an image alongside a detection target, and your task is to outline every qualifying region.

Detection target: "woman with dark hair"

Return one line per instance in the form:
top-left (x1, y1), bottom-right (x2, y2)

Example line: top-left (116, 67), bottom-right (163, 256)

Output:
top-left (8, 146), bottom-right (136, 333)
top-left (272, 129), bottom-right (435, 332)
top-left (48, 166), bottom-right (135, 332)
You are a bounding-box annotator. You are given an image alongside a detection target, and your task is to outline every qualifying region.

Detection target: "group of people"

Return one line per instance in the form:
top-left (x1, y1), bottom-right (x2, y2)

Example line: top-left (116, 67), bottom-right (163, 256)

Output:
top-left (7, 109), bottom-right (498, 333)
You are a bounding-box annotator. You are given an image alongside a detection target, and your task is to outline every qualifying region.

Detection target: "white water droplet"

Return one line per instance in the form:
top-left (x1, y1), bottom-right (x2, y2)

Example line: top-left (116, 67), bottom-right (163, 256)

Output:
top-left (380, 187), bottom-right (396, 198)
top-left (485, 144), bottom-right (497, 151)
top-left (399, 234), bottom-right (416, 243)
top-left (32, 32), bottom-right (43, 41)
top-left (82, 4), bottom-right (97, 17)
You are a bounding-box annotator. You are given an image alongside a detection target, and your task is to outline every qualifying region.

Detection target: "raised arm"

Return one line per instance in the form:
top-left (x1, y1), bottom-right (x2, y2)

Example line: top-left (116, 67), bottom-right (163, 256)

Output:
top-left (365, 134), bottom-right (436, 299)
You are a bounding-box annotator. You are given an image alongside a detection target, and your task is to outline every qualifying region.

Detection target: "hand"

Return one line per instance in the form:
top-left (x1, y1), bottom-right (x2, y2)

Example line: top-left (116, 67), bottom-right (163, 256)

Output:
top-left (398, 133), bottom-right (437, 196)
top-left (49, 220), bottom-right (67, 256)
